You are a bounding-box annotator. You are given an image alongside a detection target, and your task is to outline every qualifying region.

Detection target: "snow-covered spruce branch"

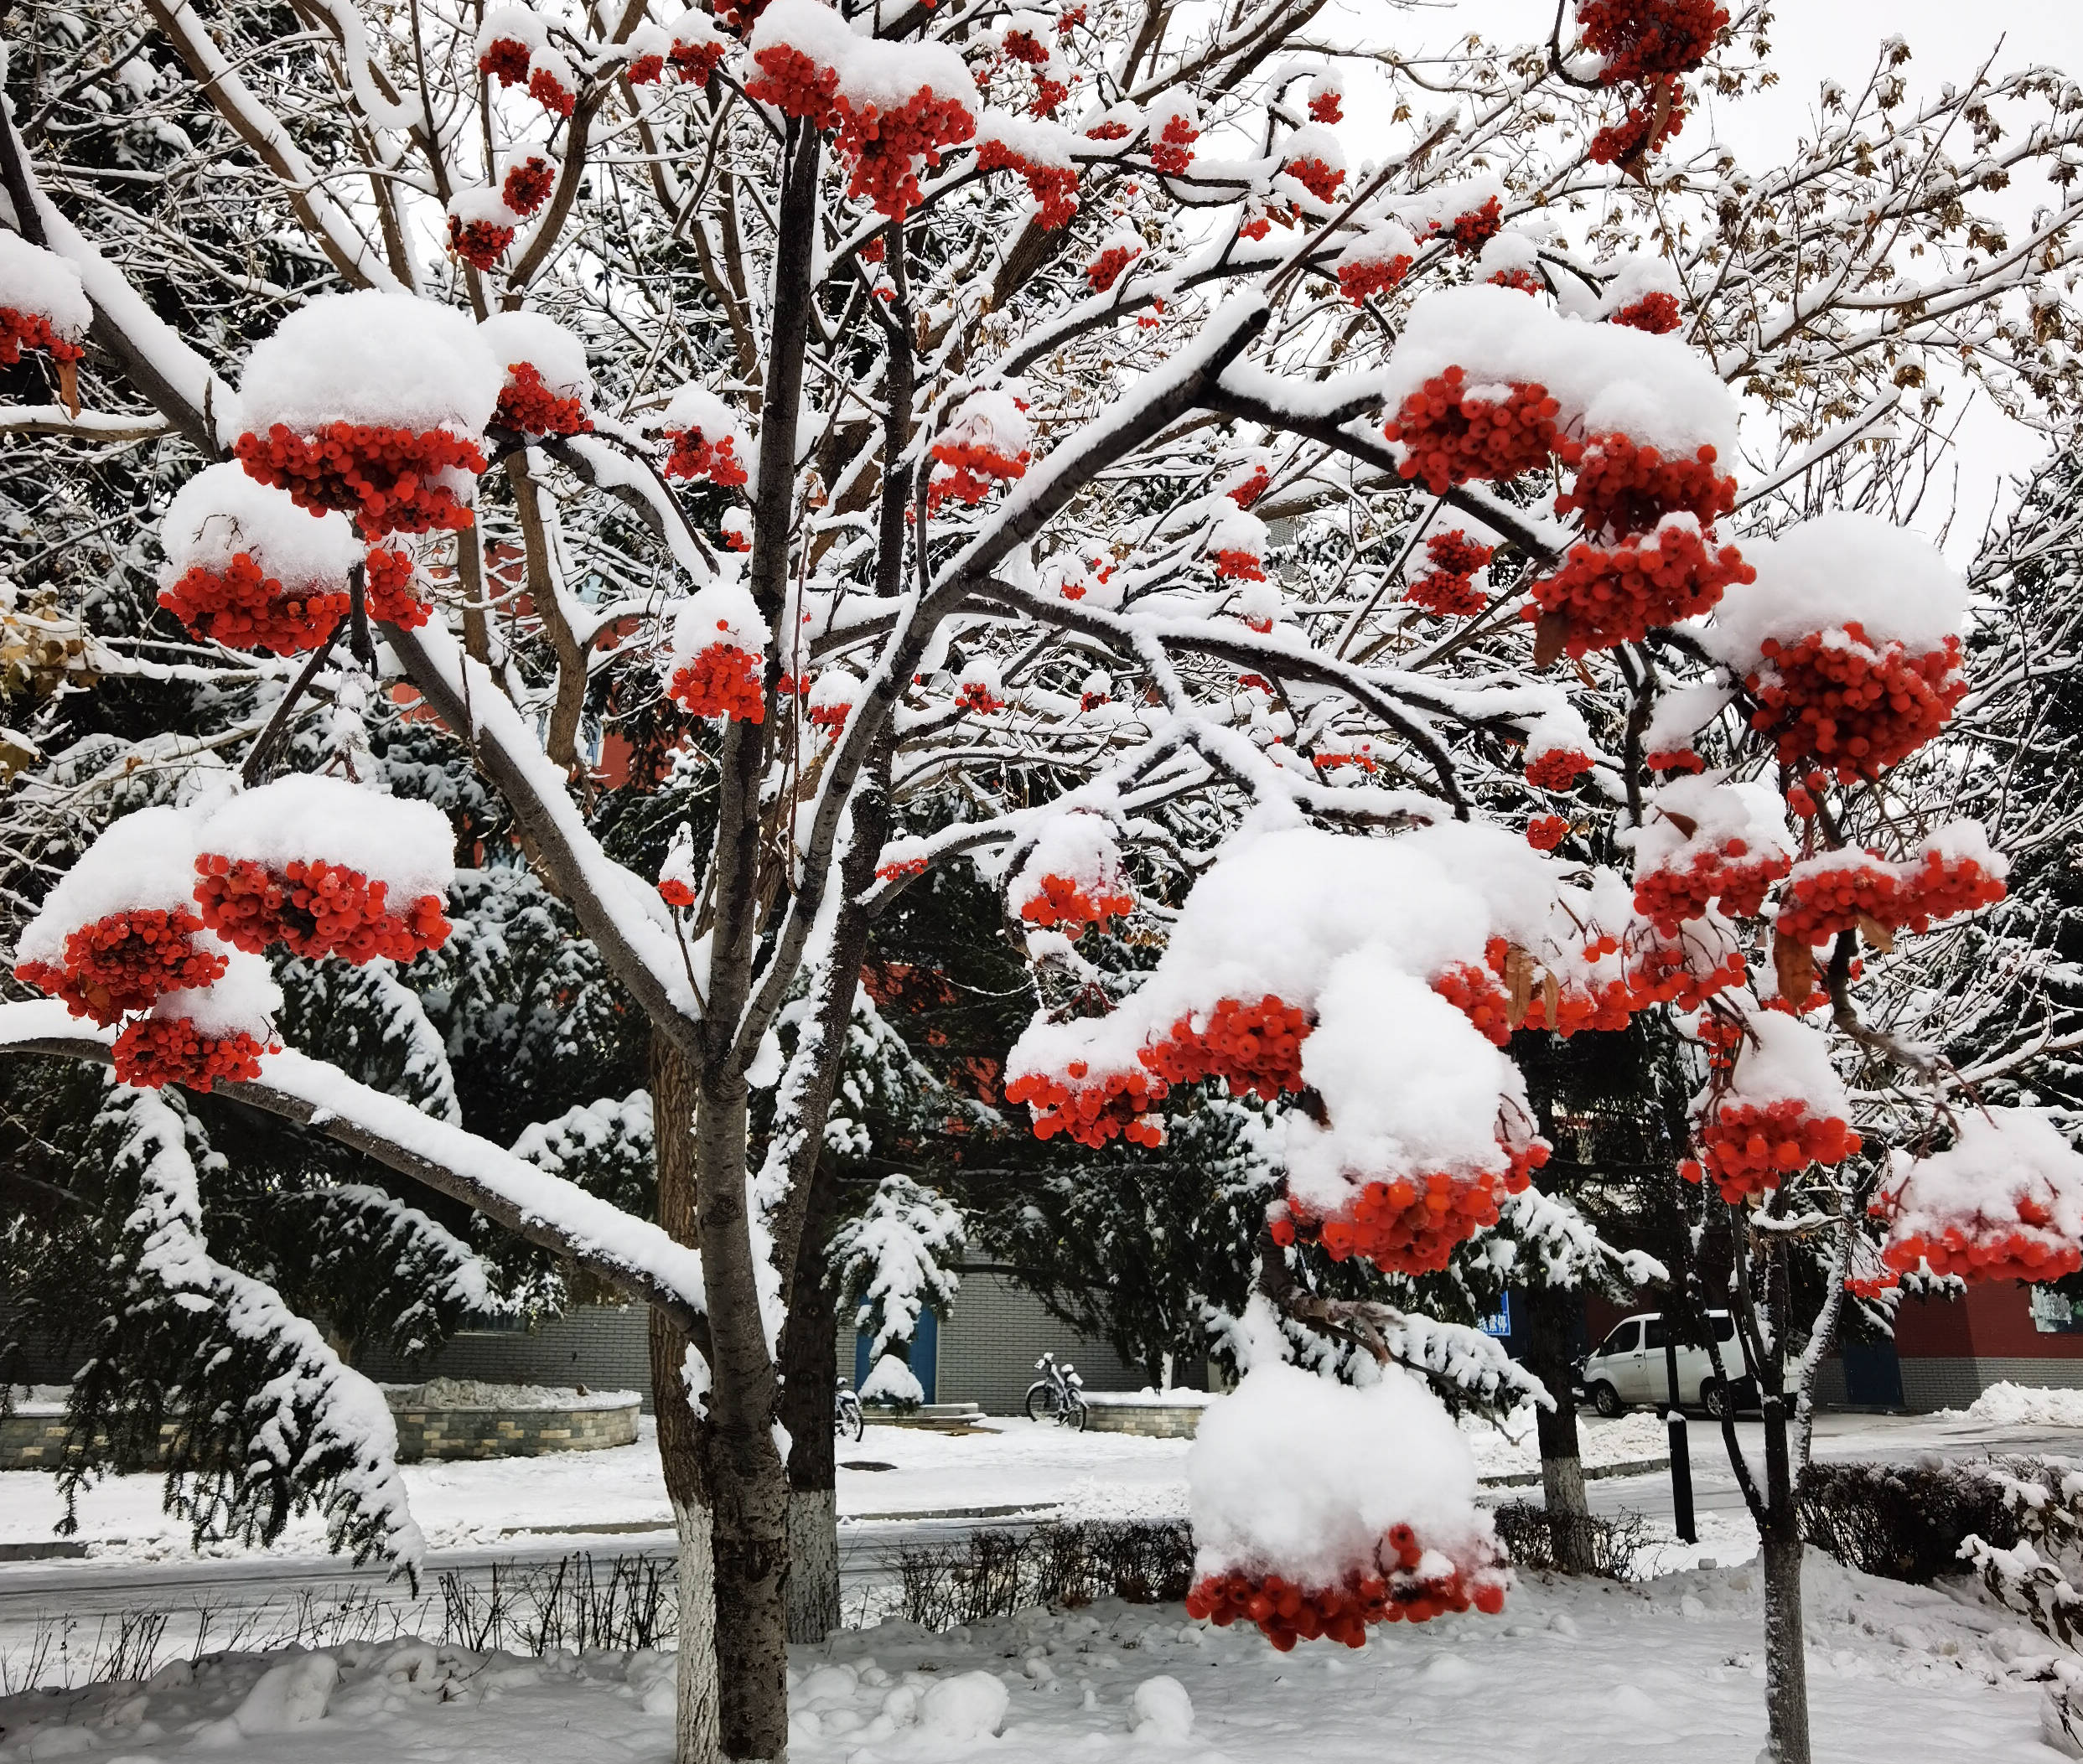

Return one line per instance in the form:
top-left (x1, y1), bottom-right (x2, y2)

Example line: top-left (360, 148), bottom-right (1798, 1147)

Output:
top-left (0, 1000), bottom-right (707, 1334)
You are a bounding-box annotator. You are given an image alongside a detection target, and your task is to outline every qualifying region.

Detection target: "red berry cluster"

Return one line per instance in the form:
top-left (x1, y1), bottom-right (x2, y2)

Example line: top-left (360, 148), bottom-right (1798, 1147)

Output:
top-left (235, 423), bottom-right (486, 537)
top-left (14, 908), bottom-right (227, 1027)
top-left (1308, 89), bottom-right (1344, 124)
top-left (1488, 266), bottom-right (1544, 296)
top-left (712, 0), bottom-right (768, 31)
top-left (1609, 291), bottom-right (1681, 334)
top-left (1438, 195), bottom-right (1503, 256)
top-left (1212, 547), bottom-right (1265, 582)
top-left (875, 856), bottom-right (928, 882)
top-left (1336, 252), bottom-right (1411, 304)
top-left (1556, 434), bottom-right (1736, 541)
top-left (1490, 935), bottom-right (1636, 1035)
top-left (1006, 1059), bottom-right (1168, 1147)
top-left (476, 37), bottom-right (532, 84)
top-left (1773, 854), bottom-right (1899, 948)
top-left (744, 43), bottom-right (842, 126)
top-left (1634, 837), bottom-right (1790, 934)
top-left (1522, 525), bottom-right (1753, 655)
top-left (806, 696), bottom-right (852, 732)
top-left (1187, 1544), bottom-right (1505, 1651)
top-left (159, 553), bottom-right (350, 655)
top-left (1086, 117), bottom-right (1132, 141)
top-left (976, 141), bottom-right (1079, 229)
top-left (1525, 747), bottom-right (1593, 790)
top-left (671, 37), bottom-right (726, 82)
top-left (835, 88), bottom-right (977, 219)
top-left (1404, 529), bottom-right (1494, 617)
top-left (528, 63), bottom-right (576, 116)
top-left (495, 360), bottom-right (593, 437)
top-left (1746, 625), bottom-right (1966, 780)
top-left (1001, 28), bottom-right (1049, 64)
top-left (448, 213), bottom-right (516, 272)
top-left (1280, 1162), bottom-right (1528, 1275)
top-left (1226, 465), bottom-right (1271, 508)
top-left (503, 157), bottom-right (555, 215)
top-left (668, 639), bottom-right (766, 722)
top-left (1688, 1100), bottom-right (1859, 1205)
top-left (0, 308), bottom-right (85, 368)
top-left (1019, 874), bottom-right (1135, 938)
top-left (1283, 156), bottom-right (1345, 203)
top-left (1029, 75), bottom-right (1070, 119)
top-left (955, 680), bottom-right (1006, 714)
top-left (662, 427), bottom-right (749, 486)
top-left (194, 854), bottom-right (453, 963)
top-left (658, 877), bottom-right (697, 908)
top-left (1431, 961), bottom-right (1515, 1045)
top-left (1152, 113), bottom-right (1199, 176)
top-left (1140, 995), bottom-right (1312, 1100)
top-left (1578, 0), bottom-right (1728, 83)
top-left (111, 1017), bottom-right (271, 1093)
top-left (628, 49), bottom-right (666, 82)
top-left (1086, 243), bottom-right (1139, 292)
top-left (1383, 370), bottom-right (1575, 495)
top-left (1527, 815), bottom-right (1571, 851)
top-left (363, 546), bottom-right (429, 628)
top-left (929, 437), bottom-right (1030, 504)
top-left (1646, 746), bottom-right (1706, 774)
top-left (1591, 81), bottom-right (1688, 166)
top-left (1895, 844), bottom-right (2007, 930)
top-left (1879, 1211), bottom-right (2081, 1285)
top-left (1625, 933), bottom-right (1745, 1011)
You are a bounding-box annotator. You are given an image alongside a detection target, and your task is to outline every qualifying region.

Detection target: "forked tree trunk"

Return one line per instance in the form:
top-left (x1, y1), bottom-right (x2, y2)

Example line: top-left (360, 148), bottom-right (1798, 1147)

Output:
top-left (1526, 1283), bottom-right (1597, 1574)
top-left (649, 1035), bottom-right (720, 1764)
top-left (779, 1158), bottom-right (841, 1642)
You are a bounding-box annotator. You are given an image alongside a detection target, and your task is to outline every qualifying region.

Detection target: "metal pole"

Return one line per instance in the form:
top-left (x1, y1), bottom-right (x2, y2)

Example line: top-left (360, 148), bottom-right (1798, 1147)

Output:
top-left (1668, 1410), bottom-right (1697, 1544)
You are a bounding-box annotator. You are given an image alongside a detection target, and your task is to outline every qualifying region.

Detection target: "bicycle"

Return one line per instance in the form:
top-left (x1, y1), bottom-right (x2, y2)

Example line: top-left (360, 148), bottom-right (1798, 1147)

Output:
top-left (1023, 1353), bottom-right (1087, 1430)
top-left (834, 1379), bottom-right (864, 1442)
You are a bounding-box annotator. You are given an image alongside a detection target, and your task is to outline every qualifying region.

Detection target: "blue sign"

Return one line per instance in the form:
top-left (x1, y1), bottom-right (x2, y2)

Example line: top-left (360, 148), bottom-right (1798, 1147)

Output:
top-left (1479, 1293), bottom-right (1512, 1338)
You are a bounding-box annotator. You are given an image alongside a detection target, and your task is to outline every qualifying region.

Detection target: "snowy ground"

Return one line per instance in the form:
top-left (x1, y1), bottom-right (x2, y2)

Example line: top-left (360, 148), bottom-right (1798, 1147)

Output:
top-left (0, 1411), bottom-right (1674, 1563)
top-left (0, 1553), bottom-right (2065, 1763)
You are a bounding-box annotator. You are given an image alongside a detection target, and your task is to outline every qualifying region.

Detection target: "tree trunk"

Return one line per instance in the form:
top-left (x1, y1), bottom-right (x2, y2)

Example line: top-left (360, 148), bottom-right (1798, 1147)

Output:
top-left (1759, 1382), bottom-right (1811, 1762)
top-left (779, 1158), bottom-right (841, 1643)
top-left (649, 1034), bottom-right (719, 1764)
top-left (696, 1065), bottom-right (792, 1763)
top-left (1526, 1284), bottom-right (1596, 1574)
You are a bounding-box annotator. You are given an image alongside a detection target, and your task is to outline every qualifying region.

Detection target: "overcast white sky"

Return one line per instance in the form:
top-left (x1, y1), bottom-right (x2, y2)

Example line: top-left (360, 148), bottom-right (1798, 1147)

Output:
top-left (1334, 2), bottom-right (2083, 548)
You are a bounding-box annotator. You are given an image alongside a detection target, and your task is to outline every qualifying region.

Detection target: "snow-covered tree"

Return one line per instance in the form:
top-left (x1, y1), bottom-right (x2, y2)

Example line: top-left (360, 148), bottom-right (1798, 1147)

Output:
top-left (3, 1), bottom-right (2083, 1761)
top-left (829, 1171), bottom-right (962, 1403)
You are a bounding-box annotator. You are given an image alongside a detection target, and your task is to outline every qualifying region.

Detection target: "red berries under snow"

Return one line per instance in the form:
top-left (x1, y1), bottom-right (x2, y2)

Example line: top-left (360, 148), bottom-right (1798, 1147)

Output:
top-left (1745, 624), bottom-right (1966, 781)
top-left (658, 383), bottom-right (752, 487)
top-left (929, 389), bottom-right (1032, 507)
top-left (1525, 519), bottom-right (1754, 656)
top-left (1404, 530), bottom-right (1493, 617)
top-left (666, 582), bottom-right (769, 723)
top-left (1010, 814), bottom-right (1133, 939)
top-left (0, 233), bottom-right (91, 415)
top-left (1873, 1110), bottom-right (2083, 1285)
top-left (1384, 370), bottom-right (1575, 496)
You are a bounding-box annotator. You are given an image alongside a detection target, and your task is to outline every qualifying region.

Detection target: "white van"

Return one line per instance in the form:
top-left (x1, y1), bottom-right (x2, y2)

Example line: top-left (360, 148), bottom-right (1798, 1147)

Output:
top-left (1578, 1311), bottom-right (1752, 1419)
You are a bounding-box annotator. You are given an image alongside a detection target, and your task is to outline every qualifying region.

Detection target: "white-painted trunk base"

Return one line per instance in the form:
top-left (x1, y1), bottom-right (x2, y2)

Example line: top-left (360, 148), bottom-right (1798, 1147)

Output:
top-left (673, 1498), bottom-right (721, 1764)
top-left (787, 1486), bottom-right (839, 1643)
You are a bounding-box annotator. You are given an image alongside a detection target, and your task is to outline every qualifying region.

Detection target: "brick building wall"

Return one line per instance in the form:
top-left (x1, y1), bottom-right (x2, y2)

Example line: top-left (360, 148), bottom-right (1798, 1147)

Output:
top-left (357, 1306), bottom-right (656, 1409)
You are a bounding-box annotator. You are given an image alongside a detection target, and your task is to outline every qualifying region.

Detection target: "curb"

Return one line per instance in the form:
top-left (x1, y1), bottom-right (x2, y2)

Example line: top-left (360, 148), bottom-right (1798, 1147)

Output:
top-left (1479, 1455), bottom-right (1671, 1490)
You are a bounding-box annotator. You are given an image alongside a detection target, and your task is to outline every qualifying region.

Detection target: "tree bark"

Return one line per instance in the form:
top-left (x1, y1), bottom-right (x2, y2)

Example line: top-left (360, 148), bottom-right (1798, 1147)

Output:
top-left (649, 1032), bottom-right (720, 1764)
top-left (1759, 1382), bottom-right (1811, 1761)
top-left (1526, 1284), bottom-right (1596, 1574)
top-left (779, 1157), bottom-right (841, 1643)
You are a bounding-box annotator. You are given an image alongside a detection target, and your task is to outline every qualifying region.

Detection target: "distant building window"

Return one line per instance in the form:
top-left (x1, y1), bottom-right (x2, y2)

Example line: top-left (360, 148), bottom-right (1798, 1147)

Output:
top-left (2032, 1289), bottom-right (2083, 1334)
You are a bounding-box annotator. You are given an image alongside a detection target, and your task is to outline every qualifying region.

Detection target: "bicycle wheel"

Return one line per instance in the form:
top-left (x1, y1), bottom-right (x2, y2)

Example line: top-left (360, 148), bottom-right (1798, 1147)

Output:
top-left (1060, 1395), bottom-right (1088, 1432)
top-left (1023, 1381), bottom-right (1058, 1423)
top-left (843, 1399), bottom-right (864, 1442)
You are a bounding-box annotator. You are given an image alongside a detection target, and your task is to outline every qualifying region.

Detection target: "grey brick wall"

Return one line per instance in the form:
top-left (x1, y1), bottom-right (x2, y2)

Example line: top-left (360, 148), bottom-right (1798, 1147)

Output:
top-left (837, 1271), bottom-right (1150, 1414)
top-left (359, 1306), bottom-right (655, 1410)
top-left (1898, 1358), bottom-right (1998, 1412)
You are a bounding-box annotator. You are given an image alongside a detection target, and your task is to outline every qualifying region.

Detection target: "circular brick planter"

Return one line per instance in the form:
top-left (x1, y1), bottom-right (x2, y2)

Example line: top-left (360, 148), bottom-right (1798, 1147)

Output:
top-left (382, 1384), bottom-right (641, 1461)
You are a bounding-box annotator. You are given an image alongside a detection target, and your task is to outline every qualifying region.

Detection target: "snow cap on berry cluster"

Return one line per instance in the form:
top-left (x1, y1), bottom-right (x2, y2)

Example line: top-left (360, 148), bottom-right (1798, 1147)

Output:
top-left (1877, 1109), bottom-right (2083, 1277)
top-left (1641, 679), bottom-right (1732, 756)
top-left (239, 292), bottom-right (505, 437)
top-left (1189, 1351), bottom-right (1498, 1593)
top-left (159, 463), bottom-right (361, 592)
top-left (1524, 703), bottom-right (1599, 769)
top-left (1628, 775), bottom-right (1794, 881)
top-left (671, 579), bottom-right (770, 670)
top-left (0, 231), bottom-right (93, 340)
top-left (1380, 284), bottom-right (1738, 462)
top-left (479, 310), bottom-right (593, 407)
top-left (1474, 229), bottom-right (1544, 286)
top-left (146, 941), bottom-right (282, 1037)
top-left (656, 381), bottom-right (753, 456)
top-left (1205, 503), bottom-right (1269, 565)
top-left (1704, 510), bottom-right (1967, 667)
top-left (1008, 810), bottom-right (1126, 912)
top-left (474, 4), bottom-right (547, 58)
top-left (1715, 1003), bottom-right (1851, 1120)
top-left (806, 666), bottom-right (860, 723)
top-left (1589, 251), bottom-right (1684, 320)
top-left (13, 805), bottom-right (205, 970)
top-left (1391, 172), bottom-right (1506, 234)
top-left (447, 186), bottom-right (521, 233)
top-left (976, 106), bottom-right (1079, 169)
top-left (198, 773), bottom-right (457, 903)
top-left (937, 387), bottom-right (1032, 465)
